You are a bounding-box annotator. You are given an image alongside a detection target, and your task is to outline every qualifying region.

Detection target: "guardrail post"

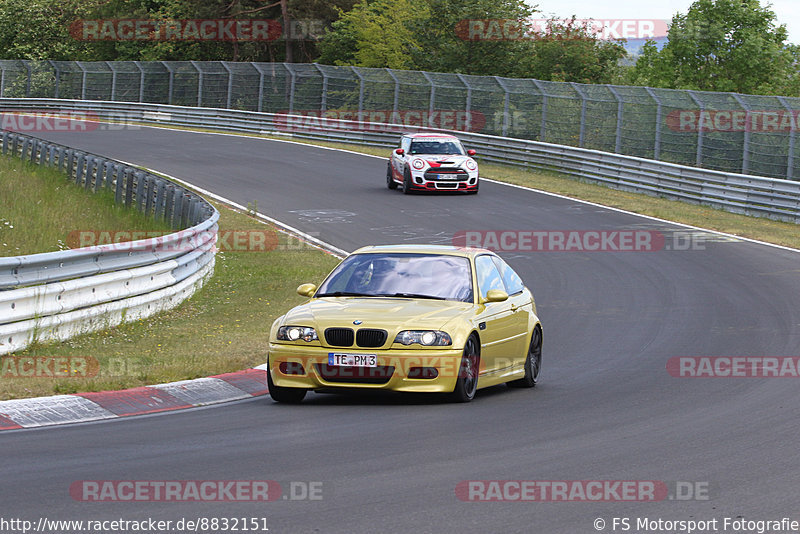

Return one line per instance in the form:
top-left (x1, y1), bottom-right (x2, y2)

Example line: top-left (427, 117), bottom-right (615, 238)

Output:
top-left (124, 168), bottom-right (135, 206)
top-left (114, 164), bottom-right (124, 204)
top-left (687, 91), bottom-right (705, 168)
top-left (75, 153), bottom-right (86, 185)
top-left (644, 87), bottom-right (662, 160)
top-left (155, 179), bottom-right (167, 220)
top-left (135, 171), bottom-right (146, 212)
top-left (164, 186), bottom-right (175, 224)
top-left (144, 175), bottom-right (155, 215)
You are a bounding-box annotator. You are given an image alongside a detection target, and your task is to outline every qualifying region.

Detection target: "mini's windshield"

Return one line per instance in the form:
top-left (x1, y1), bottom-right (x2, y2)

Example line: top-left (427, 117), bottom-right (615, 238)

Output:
top-left (316, 253), bottom-right (473, 303)
top-left (409, 140), bottom-right (465, 155)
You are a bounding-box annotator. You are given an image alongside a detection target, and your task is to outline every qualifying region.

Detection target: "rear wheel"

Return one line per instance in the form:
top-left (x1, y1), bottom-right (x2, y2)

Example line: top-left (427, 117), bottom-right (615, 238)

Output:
top-left (387, 163), bottom-right (398, 189)
top-left (509, 327), bottom-right (541, 388)
top-left (449, 335), bottom-right (480, 402)
top-left (267, 367), bottom-right (307, 403)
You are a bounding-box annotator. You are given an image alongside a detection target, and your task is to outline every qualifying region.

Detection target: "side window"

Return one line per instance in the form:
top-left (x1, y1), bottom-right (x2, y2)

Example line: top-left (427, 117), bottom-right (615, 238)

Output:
top-left (475, 255), bottom-right (505, 300)
top-left (492, 256), bottom-right (524, 295)
top-left (401, 137), bottom-right (411, 154)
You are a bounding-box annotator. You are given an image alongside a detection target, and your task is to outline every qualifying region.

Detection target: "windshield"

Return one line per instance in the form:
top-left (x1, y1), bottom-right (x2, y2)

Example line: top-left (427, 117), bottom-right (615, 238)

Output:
top-left (316, 253), bottom-right (473, 302)
top-left (409, 139), bottom-right (465, 155)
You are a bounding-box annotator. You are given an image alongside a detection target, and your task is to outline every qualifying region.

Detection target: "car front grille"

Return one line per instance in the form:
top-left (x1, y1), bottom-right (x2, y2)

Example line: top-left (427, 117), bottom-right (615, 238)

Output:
top-left (325, 328), bottom-right (389, 348)
top-left (314, 364), bottom-right (395, 384)
top-left (356, 329), bottom-right (388, 348)
top-left (424, 168), bottom-right (468, 181)
top-left (324, 328), bottom-right (354, 347)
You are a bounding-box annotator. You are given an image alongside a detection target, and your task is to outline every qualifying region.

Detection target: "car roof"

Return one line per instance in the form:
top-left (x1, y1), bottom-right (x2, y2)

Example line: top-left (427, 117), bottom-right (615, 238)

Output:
top-left (404, 133), bottom-right (460, 139)
top-left (350, 244), bottom-right (494, 259)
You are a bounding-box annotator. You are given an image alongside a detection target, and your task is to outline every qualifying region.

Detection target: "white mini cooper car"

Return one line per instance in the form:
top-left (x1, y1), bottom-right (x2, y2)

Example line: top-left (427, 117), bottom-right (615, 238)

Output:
top-left (387, 133), bottom-right (479, 194)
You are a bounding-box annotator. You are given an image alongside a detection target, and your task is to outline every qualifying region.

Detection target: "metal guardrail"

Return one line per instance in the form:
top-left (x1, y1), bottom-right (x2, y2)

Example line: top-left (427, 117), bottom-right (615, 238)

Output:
top-left (1, 98), bottom-right (797, 224)
top-left (0, 128), bottom-right (219, 355)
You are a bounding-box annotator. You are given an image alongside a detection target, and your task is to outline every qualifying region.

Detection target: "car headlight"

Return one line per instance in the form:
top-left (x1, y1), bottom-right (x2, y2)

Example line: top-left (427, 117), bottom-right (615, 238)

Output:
top-left (277, 326), bottom-right (318, 342)
top-left (465, 158), bottom-right (477, 171)
top-left (394, 330), bottom-right (452, 346)
top-left (411, 158), bottom-right (425, 170)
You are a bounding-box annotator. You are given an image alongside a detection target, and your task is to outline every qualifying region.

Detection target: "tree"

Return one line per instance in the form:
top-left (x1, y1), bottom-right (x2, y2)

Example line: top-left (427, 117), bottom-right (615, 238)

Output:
top-left (318, 0), bottom-right (429, 69)
top-left (628, 0), bottom-right (799, 95)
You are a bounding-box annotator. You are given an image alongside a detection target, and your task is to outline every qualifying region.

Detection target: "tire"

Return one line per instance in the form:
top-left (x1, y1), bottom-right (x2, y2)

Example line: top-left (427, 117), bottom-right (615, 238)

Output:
top-left (387, 163), bottom-right (398, 189)
top-left (509, 326), bottom-right (542, 388)
top-left (449, 335), bottom-right (480, 402)
top-left (267, 367), bottom-right (307, 403)
top-left (402, 168), bottom-right (413, 195)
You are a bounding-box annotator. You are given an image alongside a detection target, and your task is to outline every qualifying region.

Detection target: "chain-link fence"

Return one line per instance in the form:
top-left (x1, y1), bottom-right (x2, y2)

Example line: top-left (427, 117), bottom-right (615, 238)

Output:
top-left (1, 60), bottom-right (798, 180)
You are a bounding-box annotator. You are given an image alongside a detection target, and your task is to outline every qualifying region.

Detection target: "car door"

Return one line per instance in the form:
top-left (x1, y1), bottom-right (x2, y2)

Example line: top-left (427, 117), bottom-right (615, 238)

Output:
top-left (392, 136), bottom-right (411, 178)
top-left (492, 255), bottom-right (533, 364)
top-left (474, 255), bottom-right (526, 376)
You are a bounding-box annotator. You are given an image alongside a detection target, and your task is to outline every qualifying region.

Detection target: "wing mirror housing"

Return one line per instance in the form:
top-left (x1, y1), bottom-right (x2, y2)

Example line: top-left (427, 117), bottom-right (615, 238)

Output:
top-left (482, 289), bottom-right (509, 303)
top-left (395, 148), bottom-right (405, 155)
top-left (467, 149), bottom-right (477, 156)
top-left (296, 283), bottom-right (317, 297)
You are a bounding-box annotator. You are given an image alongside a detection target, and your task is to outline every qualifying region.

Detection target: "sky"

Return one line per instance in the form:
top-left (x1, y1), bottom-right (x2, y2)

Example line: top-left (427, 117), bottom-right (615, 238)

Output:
top-left (530, 0), bottom-right (800, 45)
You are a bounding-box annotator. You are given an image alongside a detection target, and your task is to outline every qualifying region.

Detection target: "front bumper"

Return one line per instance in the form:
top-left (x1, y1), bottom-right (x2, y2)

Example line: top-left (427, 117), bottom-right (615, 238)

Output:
top-left (268, 343), bottom-right (464, 393)
top-left (410, 169), bottom-right (479, 191)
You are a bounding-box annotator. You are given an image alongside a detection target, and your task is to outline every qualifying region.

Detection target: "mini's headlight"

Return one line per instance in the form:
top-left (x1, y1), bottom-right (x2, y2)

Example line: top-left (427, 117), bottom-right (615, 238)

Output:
top-left (412, 158), bottom-right (425, 170)
top-left (277, 326), bottom-right (318, 342)
top-left (465, 158), bottom-right (477, 171)
top-left (394, 330), bottom-right (452, 346)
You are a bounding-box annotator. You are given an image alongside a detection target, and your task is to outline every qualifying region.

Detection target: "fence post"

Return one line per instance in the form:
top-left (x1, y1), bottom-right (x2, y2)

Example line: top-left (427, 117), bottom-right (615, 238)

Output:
top-left (352, 66), bottom-right (365, 122)
top-left (386, 68), bottom-right (400, 114)
top-left (494, 77), bottom-right (510, 138)
top-left (133, 61), bottom-right (145, 102)
top-left (570, 83), bottom-right (588, 148)
top-left (608, 86), bottom-right (624, 154)
top-left (313, 63), bottom-right (328, 111)
top-left (644, 87), bottom-right (663, 160)
top-left (731, 93), bottom-right (751, 174)
top-left (0, 64), bottom-right (5, 98)
top-left (530, 80), bottom-right (549, 142)
top-left (164, 62), bottom-right (175, 105)
top-left (456, 73), bottom-right (472, 133)
top-left (777, 96), bottom-right (795, 180)
top-left (422, 71), bottom-right (436, 128)
top-left (285, 63), bottom-right (296, 114)
top-left (25, 61), bottom-right (31, 97)
top-left (687, 91), bottom-right (705, 167)
top-left (222, 61), bottom-right (233, 109)
top-left (190, 60), bottom-right (203, 107)
top-left (76, 62), bottom-right (88, 100)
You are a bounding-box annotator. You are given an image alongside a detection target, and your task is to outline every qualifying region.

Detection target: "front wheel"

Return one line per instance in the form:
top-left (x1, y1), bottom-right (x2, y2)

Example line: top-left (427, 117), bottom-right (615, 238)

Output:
top-left (267, 367), bottom-right (307, 403)
top-left (387, 163), bottom-right (398, 189)
top-left (449, 335), bottom-right (480, 402)
top-left (402, 168), bottom-right (413, 195)
top-left (509, 327), bottom-right (541, 388)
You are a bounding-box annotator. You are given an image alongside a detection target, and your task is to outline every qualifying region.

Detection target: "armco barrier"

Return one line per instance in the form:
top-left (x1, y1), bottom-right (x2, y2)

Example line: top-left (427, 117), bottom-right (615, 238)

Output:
top-left (0, 99), bottom-right (797, 223)
top-left (0, 129), bottom-right (218, 355)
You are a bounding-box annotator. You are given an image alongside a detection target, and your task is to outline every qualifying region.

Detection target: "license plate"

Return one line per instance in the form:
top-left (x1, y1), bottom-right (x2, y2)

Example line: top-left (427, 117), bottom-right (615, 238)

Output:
top-left (328, 353), bottom-right (377, 367)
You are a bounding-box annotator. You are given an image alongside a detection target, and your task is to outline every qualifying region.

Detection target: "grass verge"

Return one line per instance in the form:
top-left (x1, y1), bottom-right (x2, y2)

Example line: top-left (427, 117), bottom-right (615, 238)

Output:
top-left (1, 199), bottom-right (340, 400)
top-left (0, 154), bottom-right (172, 256)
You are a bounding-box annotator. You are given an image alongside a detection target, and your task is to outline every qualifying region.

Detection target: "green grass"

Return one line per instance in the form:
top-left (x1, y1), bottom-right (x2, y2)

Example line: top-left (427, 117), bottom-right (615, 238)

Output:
top-left (0, 154), bottom-right (172, 256)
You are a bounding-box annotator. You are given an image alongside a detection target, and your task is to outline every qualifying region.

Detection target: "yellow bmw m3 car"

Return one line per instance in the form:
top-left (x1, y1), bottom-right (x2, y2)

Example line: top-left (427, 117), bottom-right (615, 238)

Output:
top-left (267, 245), bottom-right (542, 403)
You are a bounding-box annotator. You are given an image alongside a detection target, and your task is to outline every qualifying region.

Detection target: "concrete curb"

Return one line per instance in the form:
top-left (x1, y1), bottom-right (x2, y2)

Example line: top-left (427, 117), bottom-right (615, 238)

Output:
top-left (0, 367), bottom-right (269, 431)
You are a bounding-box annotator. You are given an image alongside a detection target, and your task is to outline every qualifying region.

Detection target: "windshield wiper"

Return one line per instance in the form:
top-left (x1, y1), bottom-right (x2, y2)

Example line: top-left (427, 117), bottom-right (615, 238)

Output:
top-left (379, 292), bottom-right (448, 300)
top-left (315, 291), bottom-right (373, 297)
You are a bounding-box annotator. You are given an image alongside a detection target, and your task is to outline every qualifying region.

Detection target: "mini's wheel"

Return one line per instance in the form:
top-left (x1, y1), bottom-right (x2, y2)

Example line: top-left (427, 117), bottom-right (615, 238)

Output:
top-left (402, 168), bottom-right (413, 195)
top-left (387, 163), bottom-right (398, 189)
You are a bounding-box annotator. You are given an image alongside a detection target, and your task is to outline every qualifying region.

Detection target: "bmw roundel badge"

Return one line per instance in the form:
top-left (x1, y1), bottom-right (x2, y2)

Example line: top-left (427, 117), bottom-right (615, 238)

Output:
top-left (353, 320), bottom-right (363, 325)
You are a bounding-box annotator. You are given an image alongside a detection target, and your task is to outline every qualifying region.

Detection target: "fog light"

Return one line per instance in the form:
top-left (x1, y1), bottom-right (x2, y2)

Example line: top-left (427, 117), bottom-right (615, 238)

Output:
top-left (408, 367), bottom-right (438, 379)
top-left (279, 362), bottom-right (306, 375)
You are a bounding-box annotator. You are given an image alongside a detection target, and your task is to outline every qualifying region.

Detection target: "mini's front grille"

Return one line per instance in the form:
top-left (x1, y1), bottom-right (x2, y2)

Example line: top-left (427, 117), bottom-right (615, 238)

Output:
top-left (314, 364), bottom-right (395, 384)
top-left (356, 329), bottom-right (388, 348)
top-left (424, 168), bottom-right (468, 181)
top-left (324, 328), bottom-right (354, 347)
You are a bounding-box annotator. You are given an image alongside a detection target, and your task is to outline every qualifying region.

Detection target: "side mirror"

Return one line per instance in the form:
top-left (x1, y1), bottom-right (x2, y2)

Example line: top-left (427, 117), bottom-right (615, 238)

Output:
top-left (467, 149), bottom-right (476, 156)
top-left (483, 289), bottom-right (508, 303)
top-left (296, 283), bottom-right (317, 297)
top-left (395, 148), bottom-right (405, 155)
